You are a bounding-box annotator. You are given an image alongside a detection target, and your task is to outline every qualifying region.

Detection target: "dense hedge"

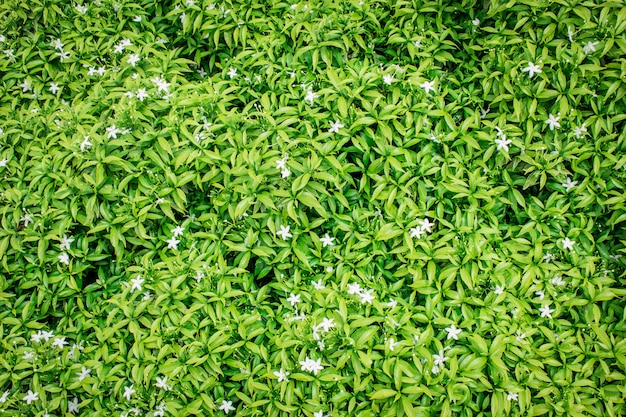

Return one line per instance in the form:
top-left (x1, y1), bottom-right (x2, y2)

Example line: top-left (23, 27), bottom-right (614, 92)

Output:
top-left (1, 0), bottom-right (625, 416)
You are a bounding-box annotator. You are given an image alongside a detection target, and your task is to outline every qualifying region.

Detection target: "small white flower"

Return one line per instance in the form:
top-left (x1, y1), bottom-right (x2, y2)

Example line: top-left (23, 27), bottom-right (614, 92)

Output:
top-left (472, 18), bottom-right (480, 26)
top-left (305, 89), bottom-right (318, 105)
top-left (420, 218), bottom-right (434, 233)
top-left (542, 252), bottom-right (554, 263)
top-left (77, 366), bottom-right (91, 381)
top-left (311, 279), bottom-right (325, 290)
top-left (194, 271), bottom-right (204, 284)
top-left (347, 282), bottom-right (362, 295)
top-left (133, 15), bottom-right (142, 22)
top-left (320, 234), bottom-right (335, 247)
top-left (299, 357), bottom-right (323, 375)
top-left (359, 288), bottom-right (375, 304)
top-left (152, 76), bottom-right (171, 93)
top-left (154, 402), bottom-right (167, 417)
top-left (20, 79), bottom-right (32, 92)
top-left (136, 88), bottom-right (148, 102)
top-left (52, 337), bottom-right (68, 349)
top-left (583, 41), bottom-right (598, 54)
top-left (60, 234), bottom-right (75, 251)
top-left (387, 298), bottom-right (398, 308)
top-left (68, 397), bottom-right (80, 414)
top-left (123, 385), bottom-right (135, 401)
top-left (535, 290), bottom-right (545, 300)
top-left (120, 406), bottom-right (141, 417)
top-left (130, 275), bottom-right (144, 292)
top-left (106, 125), bottom-right (121, 139)
top-left (545, 114), bottom-right (561, 131)
top-left (277, 225), bottom-right (292, 240)
top-left (507, 392), bottom-right (518, 401)
top-left (194, 132), bottom-right (206, 143)
top-left (567, 26), bottom-right (574, 43)
top-left (51, 38), bottom-right (64, 51)
top-left (539, 305), bottom-right (554, 318)
top-left (287, 312), bottom-right (306, 322)
top-left (561, 237), bottom-right (575, 250)
top-left (494, 285), bottom-right (505, 295)
top-left (521, 62), bottom-right (542, 79)
top-left (273, 368), bottom-right (289, 383)
top-left (328, 120), bottom-right (344, 134)
top-left (409, 226), bottom-right (425, 238)
top-left (562, 177), bottom-right (578, 192)
top-left (171, 225), bottom-right (185, 237)
top-left (57, 50), bottom-right (70, 61)
top-left (58, 252), bottom-right (70, 265)
top-left (318, 317), bottom-right (335, 332)
top-left (550, 276), bottom-right (565, 286)
top-left (420, 80), bottom-right (435, 94)
top-left (23, 351), bottom-right (35, 360)
top-left (127, 53), bottom-right (140, 67)
top-left (495, 136), bottom-right (512, 152)
top-left (0, 390), bottom-right (9, 403)
top-left (155, 376), bottom-right (172, 391)
top-left (573, 125), bottom-right (587, 138)
top-left (166, 236), bottom-right (180, 250)
top-left (286, 293), bottom-right (301, 307)
top-left (23, 390), bottom-right (38, 404)
top-left (433, 350), bottom-right (449, 367)
top-left (21, 213), bottom-right (33, 226)
top-left (219, 400), bottom-right (236, 414)
top-left (382, 74), bottom-right (394, 85)
top-left (276, 155), bottom-right (288, 170)
top-left (445, 324), bottom-right (462, 340)
top-left (80, 136), bottom-right (92, 152)
top-left (388, 337), bottom-right (399, 351)
top-left (49, 83), bottom-right (61, 94)
top-left (227, 67), bottom-right (237, 79)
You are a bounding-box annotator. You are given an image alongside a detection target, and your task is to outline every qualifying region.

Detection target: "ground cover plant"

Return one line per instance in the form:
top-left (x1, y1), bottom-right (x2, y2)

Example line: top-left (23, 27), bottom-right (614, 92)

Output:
top-left (1, 0), bottom-right (626, 415)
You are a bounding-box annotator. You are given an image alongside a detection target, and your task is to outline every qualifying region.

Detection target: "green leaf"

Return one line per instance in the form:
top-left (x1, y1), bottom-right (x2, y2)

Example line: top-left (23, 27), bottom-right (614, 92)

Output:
top-left (375, 223), bottom-right (402, 241)
top-left (369, 389), bottom-right (397, 400)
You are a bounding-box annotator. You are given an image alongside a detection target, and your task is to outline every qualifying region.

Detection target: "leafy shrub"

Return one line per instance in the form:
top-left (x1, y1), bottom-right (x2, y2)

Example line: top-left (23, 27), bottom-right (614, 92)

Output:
top-left (1, 0), bottom-right (625, 416)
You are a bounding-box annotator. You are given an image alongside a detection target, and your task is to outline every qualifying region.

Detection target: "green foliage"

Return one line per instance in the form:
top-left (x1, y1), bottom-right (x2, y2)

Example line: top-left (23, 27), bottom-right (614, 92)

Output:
top-left (1, 0), bottom-right (625, 416)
